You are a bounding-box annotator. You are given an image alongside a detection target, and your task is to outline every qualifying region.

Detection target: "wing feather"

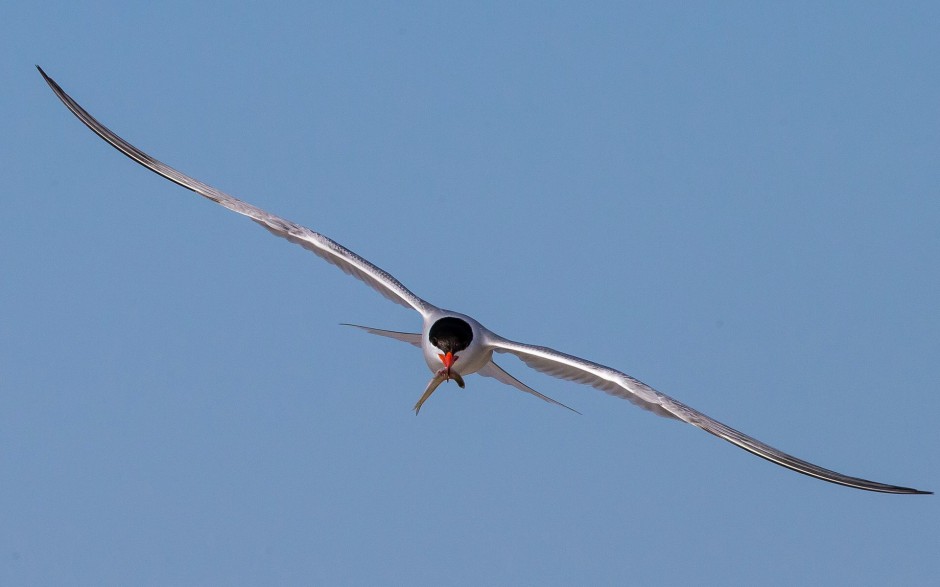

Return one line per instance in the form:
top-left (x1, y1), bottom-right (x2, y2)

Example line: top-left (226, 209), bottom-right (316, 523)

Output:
top-left (37, 67), bottom-right (433, 317)
top-left (489, 336), bottom-right (930, 494)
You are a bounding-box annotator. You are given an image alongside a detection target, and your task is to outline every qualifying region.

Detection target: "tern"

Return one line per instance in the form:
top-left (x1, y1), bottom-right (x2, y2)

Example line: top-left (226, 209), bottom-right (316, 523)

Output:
top-left (37, 66), bottom-right (930, 495)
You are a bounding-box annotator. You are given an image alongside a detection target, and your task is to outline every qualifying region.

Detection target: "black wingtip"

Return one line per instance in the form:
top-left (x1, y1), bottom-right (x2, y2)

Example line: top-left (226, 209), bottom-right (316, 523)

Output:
top-left (883, 484), bottom-right (932, 495)
top-left (36, 65), bottom-right (58, 90)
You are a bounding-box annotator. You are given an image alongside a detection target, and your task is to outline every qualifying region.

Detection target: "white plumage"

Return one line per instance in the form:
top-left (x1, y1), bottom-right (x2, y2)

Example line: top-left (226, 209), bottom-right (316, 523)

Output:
top-left (37, 66), bottom-right (929, 495)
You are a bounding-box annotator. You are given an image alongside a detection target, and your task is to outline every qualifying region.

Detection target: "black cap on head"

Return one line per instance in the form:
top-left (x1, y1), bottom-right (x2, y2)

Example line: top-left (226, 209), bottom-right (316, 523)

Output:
top-left (429, 317), bottom-right (473, 354)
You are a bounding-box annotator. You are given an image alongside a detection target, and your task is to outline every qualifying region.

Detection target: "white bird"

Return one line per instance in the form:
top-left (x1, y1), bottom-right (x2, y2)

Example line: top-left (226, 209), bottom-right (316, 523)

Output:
top-left (37, 66), bottom-right (930, 495)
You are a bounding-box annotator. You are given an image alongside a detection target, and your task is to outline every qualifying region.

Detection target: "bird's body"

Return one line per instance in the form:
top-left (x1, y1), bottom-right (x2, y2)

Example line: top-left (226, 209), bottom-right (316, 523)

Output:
top-left (37, 66), bottom-right (930, 495)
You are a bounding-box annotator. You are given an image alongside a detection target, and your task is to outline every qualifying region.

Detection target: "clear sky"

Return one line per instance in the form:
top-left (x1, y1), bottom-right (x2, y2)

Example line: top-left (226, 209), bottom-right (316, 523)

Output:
top-left (2, 2), bottom-right (938, 585)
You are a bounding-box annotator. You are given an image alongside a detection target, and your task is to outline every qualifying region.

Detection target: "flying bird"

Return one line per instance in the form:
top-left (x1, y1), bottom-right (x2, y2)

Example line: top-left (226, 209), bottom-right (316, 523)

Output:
top-left (37, 66), bottom-right (930, 495)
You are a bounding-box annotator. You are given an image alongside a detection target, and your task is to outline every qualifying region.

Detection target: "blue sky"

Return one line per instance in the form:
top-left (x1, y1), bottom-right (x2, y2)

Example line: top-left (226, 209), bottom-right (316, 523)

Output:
top-left (3, 2), bottom-right (938, 585)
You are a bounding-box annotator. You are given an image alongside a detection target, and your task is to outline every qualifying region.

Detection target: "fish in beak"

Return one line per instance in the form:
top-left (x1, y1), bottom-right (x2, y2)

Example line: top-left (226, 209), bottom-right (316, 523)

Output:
top-left (413, 353), bottom-right (465, 414)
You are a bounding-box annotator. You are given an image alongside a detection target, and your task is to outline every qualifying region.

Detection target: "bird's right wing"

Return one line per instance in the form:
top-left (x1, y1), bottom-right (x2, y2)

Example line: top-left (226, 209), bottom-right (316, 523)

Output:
top-left (38, 67), bottom-right (435, 317)
top-left (488, 335), bottom-right (930, 494)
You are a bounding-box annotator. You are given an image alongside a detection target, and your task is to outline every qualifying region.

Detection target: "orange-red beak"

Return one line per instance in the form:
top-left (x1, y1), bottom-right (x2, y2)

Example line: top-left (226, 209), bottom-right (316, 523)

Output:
top-left (438, 351), bottom-right (458, 371)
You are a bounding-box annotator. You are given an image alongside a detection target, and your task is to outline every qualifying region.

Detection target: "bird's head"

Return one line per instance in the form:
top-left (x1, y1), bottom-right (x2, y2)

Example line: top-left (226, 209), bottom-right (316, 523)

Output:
top-left (428, 316), bottom-right (473, 380)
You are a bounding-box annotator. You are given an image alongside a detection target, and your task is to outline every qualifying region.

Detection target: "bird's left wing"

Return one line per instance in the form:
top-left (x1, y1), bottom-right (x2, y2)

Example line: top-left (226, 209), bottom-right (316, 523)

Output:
top-left (37, 67), bottom-right (434, 317)
top-left (488, 335), bottom-right (930, 494)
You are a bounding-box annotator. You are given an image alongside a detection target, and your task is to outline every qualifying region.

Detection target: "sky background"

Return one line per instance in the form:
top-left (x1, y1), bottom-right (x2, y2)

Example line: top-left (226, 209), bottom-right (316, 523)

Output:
top-left (2, 2), bottom-right (938, 585)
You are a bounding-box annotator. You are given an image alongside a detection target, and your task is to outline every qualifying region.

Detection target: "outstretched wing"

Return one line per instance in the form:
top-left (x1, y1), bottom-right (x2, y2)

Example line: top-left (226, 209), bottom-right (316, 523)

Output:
top-left (488, 335), bottom-right (930, 494)
top-left (38, 66), bottom-right (435, 317)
